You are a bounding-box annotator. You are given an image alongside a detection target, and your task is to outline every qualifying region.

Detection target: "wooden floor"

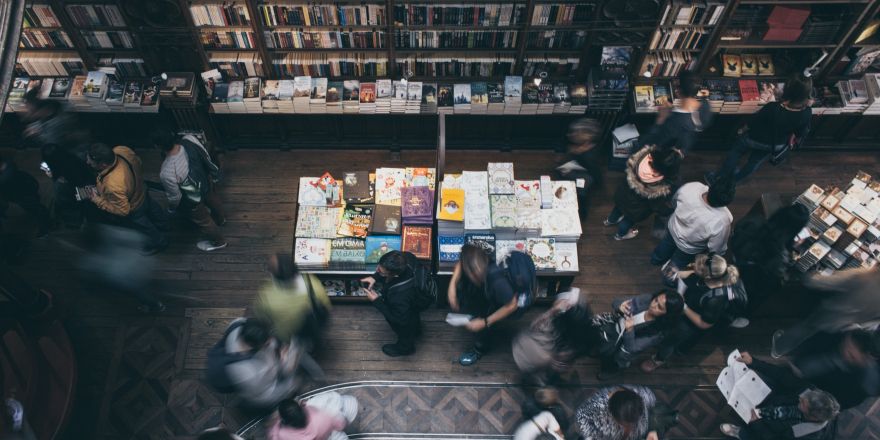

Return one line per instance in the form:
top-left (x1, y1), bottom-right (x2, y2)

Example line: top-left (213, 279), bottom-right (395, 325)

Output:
top-left (3, 146), bottom-right (880, 439)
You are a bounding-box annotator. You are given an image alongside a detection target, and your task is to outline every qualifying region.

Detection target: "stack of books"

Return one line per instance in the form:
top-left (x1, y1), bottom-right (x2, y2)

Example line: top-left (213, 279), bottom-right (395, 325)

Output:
top-left (376, 79), bottom-right (392, 113)
top-left (438, 84), bottom-right (454, 114)
top-left (326, 81), bottom-right (343, 114)
top-left (293, 76), bottom-right (312, 113)
top-left (487, 82), bottom-right (505, 114)
top-left (838, 79), bottom-right (870, 113)
top-left (406, 82), bottom-right (422, 114)
top-left (343, 80), bottom-right (360, 113)
top-left (471, 82), bottom-right (488, 114)
top-left (391, 80), bottom-right (407, 113)
top-left (310, 77), bottom-right (328, 113)
top-left (520, 82), bottom-right (539, 115)
top-left (243, 77), bottom-right (262, 113)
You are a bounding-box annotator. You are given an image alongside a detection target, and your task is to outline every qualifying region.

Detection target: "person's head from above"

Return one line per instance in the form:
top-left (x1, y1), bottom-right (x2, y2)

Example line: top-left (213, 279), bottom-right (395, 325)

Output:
top-left (267, 253), bottom-right (298, 283)
top-left (609, 388), bottom-right (644, 433)
top-left (86, 143), bottom-right (116, 171)
top-left (239, 319), bottom-right (271, 351)
top-left (151, 128), bottom-right (178, 153)
top-left (648, 289), bottom-right (684, 319)
top-left (707, 174), bottom-right (736, 208)
top-left (535, 387), bottom-right (560, 407)
top-left (694, 253), bottom-right (739, 285)
top-left (460, 243), bottom-right (489, 285)
top-left (377, 250), bottom-right (407, 279)
top-left (197, 427), bottom-right (244, 440)
top-left (567, 117), bottom-right (602, 154)
top-left (767, 204), bottom-right (810, 244)
top-left (277, 398), bottom-right (309, 428)
top-left (798, 389), bottom-right (840, 422)
top-left (678, 70), bottom-right (701, 100)
top-left (782, 75), bottom-right (813, 109)
top-left (648, 147), bottom-right (682, 181)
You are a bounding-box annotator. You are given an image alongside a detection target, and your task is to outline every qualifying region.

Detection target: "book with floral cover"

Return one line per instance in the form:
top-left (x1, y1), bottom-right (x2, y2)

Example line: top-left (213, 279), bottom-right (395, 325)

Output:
top-left (526, 237), bottom-right (556, 270)
top-left (487, 162), bottom-right (515, 194)
top-left (489, 194), bottom-right (516, 229)
top-left (540, 208), bottom-right (582, 237)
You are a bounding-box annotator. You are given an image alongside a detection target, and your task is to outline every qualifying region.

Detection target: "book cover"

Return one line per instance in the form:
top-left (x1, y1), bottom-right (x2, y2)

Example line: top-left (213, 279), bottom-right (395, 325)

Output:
top-left (489, 194), bottom-right (516, 229)
top-left (537, 83), bottom-right (554, 104)
top-left (487, 82), bottom-right (505, 103)
top-left (504, 76), bottom-right (523, 103)
top-left (422, 83), bottom-right (437, 103)
top-left (105, 81), bottom-right (124, 104)
top-left (739, 80), bottom-right (760, 102)
top-left (402, 225), bottom-right (432, 260)
top-left (454, 83), bottom-right (471, 105)
top-left (376, 79), bottom-right (392, 98)
top-left (653, 83), bottom-right (671, 107)
top-left (342, 171), bottom-right (371, 202)
top-left (466, 233), bottom-right (496, 256)
top-left (49, 77), bottom-right (71, 98)
top-left (326, 81), bottom-right (342, 103)
top-left (438, 235), bottom-right (464, 262)
top-left (554, 242), bottom-right (578, 272)
top-left (375, 167), bottom-right (406, 206)
top-left (471, 82), bottom-right (488, 104)
top-left (365, 235), bottom-right (402, 263)
top-left (554, 83), bottom-right (569, 103)
top-left (400, 186), bottom-right (434, 223)
top-left (243, 77), bottom-right (261, 100)
top-left (552, 181), bottom-right (579, 210)
top-left (330, 237), bottom-right (366, 263)
top-left (438, 84), bottom-right (453, 107)
top-left (343, 80), bottom-right (360, 101)
top-left (487, 162), bottom-right (515, 194)
top-left (722, 54), bottom-right (742, 77)
top-left (526, 237), bottom-right (556, 270)
top-left (570, 84), bottom-right (588, 105)
top-left (495, 239), bottom-right (526, 263)
top-left (226, 81), bottom-right (244, 102)
top-left (522, 82), bottom-right (539, 104)
top-left (634, 85), bottom-right (654, 109)
top-left (394, 80), bottom-right (408, 99)
top-left (756, 54), bottom-right (775, 76)
top-left (404, 167), bottom-right (435, 189)
top-left (407, 82), bottom-right (422, 101)
top-left (741, 54), bottom-right (758, 75)
top-left (140, 84), bottom-right (158, 106)
top-left (540, 208), bottom-right (583, 237)
top-left (295, 205), bottom-right (342, 238)
top-left (437, 188), bottom-right (465, 221)
top-left (83, 71), bottom-right (107, 98)
top-left (294, 238), bottom-right (331, 265)
top-left (311, 77), bottom-right (327, 101)
top-left (370, 204), bottom-right (402, 235)
top-left (293, 76), bottom-right (312, 97)
top-left (359, 82), bottom-right (376, 103)
top-left (337, 205), bottom-right (373, 238)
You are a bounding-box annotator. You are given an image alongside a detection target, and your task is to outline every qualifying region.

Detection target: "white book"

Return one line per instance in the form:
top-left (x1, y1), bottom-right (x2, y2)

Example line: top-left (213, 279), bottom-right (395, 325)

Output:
top-left (551, 181), bottom-right (579, 210)
top-left (554, 242), bottom-right (579, 272)
top-left (716, 350), bottom-right (772, 422)
top-left (487, 162), bottom-right (515, 194)
top-left (445, 313), bottom-right (473, 327)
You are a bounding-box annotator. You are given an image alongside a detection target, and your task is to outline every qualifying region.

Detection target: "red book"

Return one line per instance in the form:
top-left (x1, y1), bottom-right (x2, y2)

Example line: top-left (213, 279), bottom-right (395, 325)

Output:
top-left (763, 28), bottom-right (804, 42)
top-left (402, 225), bottom-right (432, 260)
top-left (766, 5), bottom-right (810, 29)
top-left (738, 80), bottom-right (760, 102)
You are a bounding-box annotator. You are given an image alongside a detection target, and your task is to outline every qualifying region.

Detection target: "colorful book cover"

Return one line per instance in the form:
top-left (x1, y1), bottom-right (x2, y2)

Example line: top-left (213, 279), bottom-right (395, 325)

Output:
top-left (522, 82), bottom-right (539, 104)
top-left (296, 206), bottom-right (342, 238)
top-left (454, 83), bottom-right (471, 105)
top-left (422, 83), bottom-right (437, 103)
top-left (294, 238), bottom-right (331, 265)
top-left (526, 237), bottom-right (556, 270)
top-left (83, 71), bottom-right (107, 98)
top-left (400, 186), bottom-right (434, 222)
top-left (437, 188), bottom-right (465, 221)
top-left (634, 85), bottom-right (654, 109)
top-left (402, 225), bottom-right (432, 260)
top-left (105, 81), bottom-right (124, 104)
top-left (537, 83), bottom-right (554, 103)
top-left (404, 167), bottom-right (436, 189)
top-left (298, 175), bottom-right (342, 207)
top-left (756, 54), bottom-right (775, 76)
top-left (337, 206), bottom-right (373, 238)
top-left (375, 167), bottom-right (406, 206)
top-left (722, 54), bottom-right (742, 77)
top-left (365, 235), bottom-right (402, 263)
top-left (741, 54), bottom-right (758, 75)
top-left (504, 76), bottom-right (523, 103)
top-left (330, 237), bottom-right (366, 263)
top-left (653, 83), bottom-right (671, 107)
top-left (140, 84), bottom-right (158, 106)
top-left (359, 82), bottom-right (376, 103)
top-left (370, 204), bottom-right (402, 235)
top-left (343, 80), bottom-right (360, 101)
top-left (554, 242), bottom-right (579, 272)
top-left (438, 235), bottom-right (464, 262)
top-left (243, 77), bottom-right (261, 100)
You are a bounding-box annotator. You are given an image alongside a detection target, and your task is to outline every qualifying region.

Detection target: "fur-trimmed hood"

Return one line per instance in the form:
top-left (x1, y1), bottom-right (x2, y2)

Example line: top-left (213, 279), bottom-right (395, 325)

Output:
top-left (624, 146), bottom-right (672, 200)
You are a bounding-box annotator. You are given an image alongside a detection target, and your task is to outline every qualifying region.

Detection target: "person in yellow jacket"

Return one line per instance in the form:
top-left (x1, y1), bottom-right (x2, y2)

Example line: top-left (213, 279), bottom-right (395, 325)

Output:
top-left (255, 253), bottom-right (331, 342)
top-left (85, 143), bottom-right (168, 253)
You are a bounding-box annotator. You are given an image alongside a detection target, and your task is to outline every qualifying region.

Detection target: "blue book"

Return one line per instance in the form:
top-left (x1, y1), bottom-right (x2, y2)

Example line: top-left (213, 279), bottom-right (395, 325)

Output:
top-left (365, 235), bottom-right (401, 264)
top-left (438, 235), bottom-right (465, 262)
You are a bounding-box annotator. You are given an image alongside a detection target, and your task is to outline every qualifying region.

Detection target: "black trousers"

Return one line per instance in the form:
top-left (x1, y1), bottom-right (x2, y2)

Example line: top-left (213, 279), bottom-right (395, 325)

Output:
top-left (388, 315), bottom-right (421, 351)
top-left (456, 282), bottom-right (497, 353)
top-left (88, 195), bottom-right (169, 249)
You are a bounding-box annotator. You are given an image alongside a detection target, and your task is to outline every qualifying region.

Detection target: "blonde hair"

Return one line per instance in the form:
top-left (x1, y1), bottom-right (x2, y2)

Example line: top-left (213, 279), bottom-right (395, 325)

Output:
top-left (693, 253), bottom-right (740, 285)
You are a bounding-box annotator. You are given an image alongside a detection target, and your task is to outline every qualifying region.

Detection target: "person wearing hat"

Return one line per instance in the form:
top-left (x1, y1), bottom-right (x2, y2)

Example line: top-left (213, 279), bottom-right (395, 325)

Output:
top-left (641, 253), bottom-right (748, 373)
top-left (556, 118), bottom-right (603, 219)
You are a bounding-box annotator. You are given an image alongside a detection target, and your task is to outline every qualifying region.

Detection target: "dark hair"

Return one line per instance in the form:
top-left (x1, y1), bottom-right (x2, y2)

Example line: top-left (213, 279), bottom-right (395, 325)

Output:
top-left (652, 290), bottom-right (684, 329)
top-left (378, 250), bottom-right (407, 276)
top-left (151, 129), bottom-right (177, 152)
top-left (270, 253), bottom-right (299, 282)
top-left (707, 174), bottom-right (736, 207)
top-left (535, 434), bottom-right (557, 440)
top-left (87, 143), bottom-right (116, 166)
top-left (782, 75), bottom-right (812, 107)
top-left (678, 70), bottom-right (700, 98)
top-left (650, 148), bottom-right (682, 181)
top-left (609, 389), bottom-right (644, 429)
top-left (240, 319), bottom-right (270, 349)
top-left (460, 244), bottom-right (489, 285)
top-left (553, 301), bottom-right (595, 354)
top-left (197, 428), bottom-right (238, 440)
top-left (766, 204), bottom-right (809, 250)
top-left (278, 398), bottom-right (309, 428)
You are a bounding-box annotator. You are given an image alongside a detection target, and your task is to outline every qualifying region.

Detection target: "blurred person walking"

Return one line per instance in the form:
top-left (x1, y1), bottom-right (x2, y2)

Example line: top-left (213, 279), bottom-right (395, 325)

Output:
top-left (254, 253), bottom-right (331, 343)
top-left (39, 143), bottom-right (95, 228)
top-left (556, 118), bottom-right (604, 219)
top-left (0, 153), bottom-right (52, 237)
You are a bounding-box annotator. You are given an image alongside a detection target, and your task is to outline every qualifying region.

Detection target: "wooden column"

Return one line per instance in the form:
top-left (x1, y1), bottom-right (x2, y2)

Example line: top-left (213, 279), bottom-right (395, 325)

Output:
top-left (49, 0), bottom-right (97, 69)
top-left (819, 0), bottom-right (880, 79)
top-left (245, 0), bottom-right (274, 79)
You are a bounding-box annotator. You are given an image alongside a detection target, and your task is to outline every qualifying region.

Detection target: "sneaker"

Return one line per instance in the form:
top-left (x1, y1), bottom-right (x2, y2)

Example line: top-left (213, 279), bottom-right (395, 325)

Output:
top-left (720, 423), bottom-right (742, 439)
top-left (382, 343), bottom-right (414, 357)
top-left (459, 349), bottom-right (482, 366)
top-left (603, 214), bottom-right (624, 226)
top-left (613, 228), bottom-right (639, 241)
top-left (640, 357), bottom-right (665, 373)
top-left (771, 329), bottom-right (785, 359)
top-left (197, 240), bottom-right (228, 252)
top-left (730, 317), bottom-right (750, 328)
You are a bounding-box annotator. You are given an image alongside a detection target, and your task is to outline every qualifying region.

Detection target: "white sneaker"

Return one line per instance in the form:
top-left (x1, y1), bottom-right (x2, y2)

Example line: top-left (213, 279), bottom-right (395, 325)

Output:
top-left (730, 317), bottom-right (750, 328)
top-left (613, 228), bottom-right (639, 240)
top-left (197, 240), bottom-right (228, 252)
top-left (720, 423), bottom-right (742, 439)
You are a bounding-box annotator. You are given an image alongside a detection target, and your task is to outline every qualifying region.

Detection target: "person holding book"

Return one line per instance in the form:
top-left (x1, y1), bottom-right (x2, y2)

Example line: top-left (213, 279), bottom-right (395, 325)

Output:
top-left (556, 118), bottom-right (603, 219)
top-left (651, 176), bottom-right (735, 285)
top-left (604, 145), bottom-right (681, 241)
top-left (362, 250), bottom-right (421, 357)
top-left (638, 70), bottom-right (712, 156)
top-left (85, 143), bottom-right (169, 254)
top-left (707, 75), bottom-right (812, 185)
top-left (594, 289), bottom-right (684, 380)
top-left (447, 244), bottom-right (518, 366)
top-left (0, 152), bottom-right (52, 238)
top-left (153, 129), bottom-right (227, 252)
top-left (719, 351), bottom-right (840, 440)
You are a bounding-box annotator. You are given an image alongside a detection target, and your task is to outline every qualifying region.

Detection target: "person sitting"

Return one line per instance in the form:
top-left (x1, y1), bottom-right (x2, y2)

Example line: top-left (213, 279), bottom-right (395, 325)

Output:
top-left (513, 288), bottom-right (595, 386)
top-left (254, 253), bottom-right (330, 342)
top-left (651, 175), bottom-right (735, 285)
top-left (792, 330), bottom-right (880, 410)
top-left (576, 385), bottom-right (673, 440)
top-left (594, 289), bottom-right (684, 380)
top-left (361, 250), bottom-right (421, 357)
top-left (642, 254), bottom-right (747, 373)
top-left (269, 394), bottom-right (356, 440)
top-left (0, 153), bottom-right (51, 237)
top-left (448, 244), bottom-right (519, 366)
top-left (720, 351), bottom-right (840, 440)
top-left (604, 146), bottom-right (681, 241)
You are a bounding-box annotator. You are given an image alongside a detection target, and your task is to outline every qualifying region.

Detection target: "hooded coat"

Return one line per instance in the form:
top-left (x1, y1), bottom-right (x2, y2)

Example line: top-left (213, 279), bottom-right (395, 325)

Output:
top-left (613, 146), bottom-right (675, 223)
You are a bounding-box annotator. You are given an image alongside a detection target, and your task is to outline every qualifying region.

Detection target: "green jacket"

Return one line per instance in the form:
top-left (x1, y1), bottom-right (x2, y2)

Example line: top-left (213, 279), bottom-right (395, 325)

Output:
top-left (254, 274), bottom-right (330, 340)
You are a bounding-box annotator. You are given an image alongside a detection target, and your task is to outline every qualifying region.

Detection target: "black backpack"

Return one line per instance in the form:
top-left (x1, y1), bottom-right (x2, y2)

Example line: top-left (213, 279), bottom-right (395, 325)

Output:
top-left (700, 279), bottom-right (749, 322)
top-left (498, 251), bottom-right (537, 314)
top-left (205, 320), bottom-right (255, 393)
top-left (404, 252), bottom-right (437, 311)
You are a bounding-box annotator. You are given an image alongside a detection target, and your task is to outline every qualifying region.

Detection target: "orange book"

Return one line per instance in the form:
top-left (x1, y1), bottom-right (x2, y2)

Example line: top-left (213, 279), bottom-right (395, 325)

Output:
top-left (437, 188), bottom-right (464, 221)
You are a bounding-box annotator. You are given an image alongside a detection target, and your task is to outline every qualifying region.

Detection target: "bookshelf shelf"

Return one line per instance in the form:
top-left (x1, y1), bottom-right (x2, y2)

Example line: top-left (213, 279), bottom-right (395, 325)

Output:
top-left (739, 0), bottom-right (870, 4)
top-left (268, 48), bottom-right (388, 52)
top-left (718, 42), bottom-right (838, 49)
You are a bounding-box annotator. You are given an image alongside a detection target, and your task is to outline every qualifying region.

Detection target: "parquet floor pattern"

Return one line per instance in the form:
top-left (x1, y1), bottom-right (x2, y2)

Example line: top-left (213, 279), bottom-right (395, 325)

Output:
top-left (2, 147), bottom-right (879, 439)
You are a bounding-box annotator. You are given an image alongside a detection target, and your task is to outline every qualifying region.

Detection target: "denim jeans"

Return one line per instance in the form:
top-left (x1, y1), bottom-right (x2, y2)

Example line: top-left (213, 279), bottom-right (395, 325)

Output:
top-left (607, 206), bottom-right (635, 236)
top-left (650, 228), bottom-right (696, 269)
top-left (717, 136), bottom-right (774, 184)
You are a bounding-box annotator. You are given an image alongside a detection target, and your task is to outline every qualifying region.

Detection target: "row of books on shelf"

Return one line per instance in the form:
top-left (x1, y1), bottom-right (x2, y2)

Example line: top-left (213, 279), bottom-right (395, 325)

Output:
top-left (525, 31), bottom-right (586, 50)
top-left (395, 57), bottom-right (515, 79)
top-left (6, 74), bottom-right (159, 113)
top-left (260, 4), bottom-right (385, 27)
top-left (531, 4), bottom-right (593, 26)
top-left (269, 54), bottom-right (387, 78)
top-left (15, 53), bottom-right (85, 77)
top-left (395, 4), bottom-right (525, 27)
top-left (265, 31), bottom-right (385, 49)
top-left (720, 54), bottom-right (777, 77)
top-left (640, 51), bottom-right (696, 78)
top-left (202, 73), bottom-right (588, 114)
top-left (394, 31), bottom-right (518, 49)
top-left (81, 31), bottom-right (134, 50)
top-left (23, 4), bottom-right (61, 28)
top-left (648, 28), bottom-right (708, 51)
top-left (200, 31), bottom-right (258, 50)
top-left (210, 52), bottom-right (266, 78)
top-left (65, 4), bottom-right (126, 27)
top-left (19, 30), bottom-right (73, 49)
top-left (791, 172), bottom-right (880, 273)
top-left (658, 1), bottom-right (726, 27)
top-left (189, 4), bottom-right (251, 27)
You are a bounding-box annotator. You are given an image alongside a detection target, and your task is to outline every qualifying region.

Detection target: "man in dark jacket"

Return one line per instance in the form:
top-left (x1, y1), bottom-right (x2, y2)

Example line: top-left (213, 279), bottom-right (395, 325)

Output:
top-left (720, 351), bottom-right (840, 440)
top-left (792, 330), bottom-right (880, 410)
top-left (40, 143), bottom-right (95, 228)
top-left (0, 153), bottom-right (51, 237)
top-left (638, 70), bottom-right (712, 156)
top-left (362, 251), bottom-right (420, 357)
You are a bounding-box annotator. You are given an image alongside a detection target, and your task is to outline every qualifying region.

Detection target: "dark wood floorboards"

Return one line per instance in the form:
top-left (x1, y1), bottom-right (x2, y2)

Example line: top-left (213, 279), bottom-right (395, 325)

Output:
top-left (3, 147), bottom-right (880, 439)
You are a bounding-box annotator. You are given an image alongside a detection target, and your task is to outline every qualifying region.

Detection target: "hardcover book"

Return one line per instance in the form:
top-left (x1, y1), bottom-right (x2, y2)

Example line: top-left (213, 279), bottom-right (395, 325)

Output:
top-left (438, 235), bottom-right (465, 262)
top-left (226, 81), bottom-right (244, 102)
top-left (504, 76), bottom-right (523, 103)
top-left (298, 174), bottom-right (342, 207)
top-left (105, 81), bottom-right (124, 104)
top-left (370, 204), bottom-right (402, 235)
top-left (400, 186), bottom-right (434, 224)
top-left (554, 242), bottom-right (579, 272)
top-left (293, 76), bottom-right (312, 97)
top-left (756, 54), bottom-right (775, 76)
top-left (634, 85), bottom-right (654, 110)
top-left (50, 77), bottom-right (72, 99)
top-left (337, 205), bottom-right (373, 238)
top-left (296, 205), bottom-right (342, 238)
top-left (471, 82), bottom-right (488, 104)
top-left (489, 194), bottom-right (517, 229)
top-left (365, 235), bottom-right (402, 263)
top-left (125, 82), bottom-right (143, 106)
top-left (330, 237), bottom-right (366, 263)
top-left (375, 167), bottom-right (406, 206)
top-left (343, 80), bottom-right (360, 101)
top-left (495, 239), bottom-right (526, 263)
top-left (722, 54), bottom-right (742, 77)
top-left (404, 167), bottom-right (435, 189)
top-left (526, 237), bottom-right (556, 270)
top-left (82, 71), bottom-right (107, 98)
top-left (294, 238), bottom-right (331, 266)
top-left (466, 233), bottom-right (496, 256)
top-left (437, 188), bottom-right (465, 221)
top-left (342, 171), bottom-right (372, 203)
top-left (741, 54), bottom-right (758, 75)
top-left (487, 162), bottom-right (515, 194)
top-left (326, 81), bottom-right (342, 104)
top-left (243, 77), bottom-right (261, 100)
top-left (359, 82), bottom-right (376, 103)
top-left (653, 83), bottom-right (671, 107)
top-left (140, 83), bottom-right (158, 107)
top-left (438, 84), bottom-right (454, 107)
top-left (540, 208), bottom-right (583, 237)
top-left (552, 181), bottom-right (579, 210)
top-left (487, 82), bottom-right (505, 103)
top-left (402, 225), bottom-right (432, 260)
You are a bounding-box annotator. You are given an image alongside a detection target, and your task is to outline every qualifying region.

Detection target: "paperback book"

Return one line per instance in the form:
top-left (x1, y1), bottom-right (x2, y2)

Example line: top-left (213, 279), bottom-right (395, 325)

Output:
top-left (342, 171), bottom-right (372, 203)
top-left (330, 237), bottom-right (366, 263)
top-left (294, 238), bottom-right (331, 267)
top-left (375, 167), bottom-right (406, 206)
top-left (402, 225), bottom-right (432, 260)
top-left (466, 233), bottom-right (496, 256)
top-left (400, 186), bottom-right (434, 224)
top-left (437, 187), bottom-right (465, 221)
top-left (438, 235), bottom-right (465, 262)
top-left (365, 235), bottom-right (402, 263)
top-left (487, 162), bottom-right (515, 194)
top-left (370, 204), bottom-right (402, 235)
top-left (337, 205), bottom-right (373, 238)
top-left (526, 237), bottom-right (556, 270)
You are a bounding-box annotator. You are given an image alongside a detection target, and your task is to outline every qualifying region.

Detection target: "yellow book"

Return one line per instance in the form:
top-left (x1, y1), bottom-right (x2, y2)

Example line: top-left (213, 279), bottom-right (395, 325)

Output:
top-left (437, 188), bottom-right (465, 221)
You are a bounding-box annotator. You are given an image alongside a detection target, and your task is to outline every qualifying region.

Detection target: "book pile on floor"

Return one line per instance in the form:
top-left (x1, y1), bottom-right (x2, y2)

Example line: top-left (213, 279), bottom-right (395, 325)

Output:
top-left (791, 171), bottom-right (880, 273)
top-left (436, 162), bottom-right (582, 284)
top-left (6, 72), bottom-right (159, 113)
top-left (293, 167), bottom-right (436, 280)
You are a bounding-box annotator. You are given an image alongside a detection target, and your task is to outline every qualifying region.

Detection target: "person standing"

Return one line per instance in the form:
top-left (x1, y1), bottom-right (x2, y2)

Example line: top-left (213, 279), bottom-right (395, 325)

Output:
top-left (604, 146), bottom-right (681, 240)
top-left (0, 153), bottom-right (51, 237)
top-left (361, 251), bottom-right (421, 357)
top-left (254, 254), bottom-right (331, 343)
top-left (651, 176), bottom-right (735, 284)
top-left (85, 143), bottom-right (169, 254)
top-left (708, 76), bottom-right (812, 185)
top-left (153, 130), bottom-right (227, 251)
top-left (639, 70), bottom-right (712, 156)
top-left (556, 118), bottom-right (603, 219)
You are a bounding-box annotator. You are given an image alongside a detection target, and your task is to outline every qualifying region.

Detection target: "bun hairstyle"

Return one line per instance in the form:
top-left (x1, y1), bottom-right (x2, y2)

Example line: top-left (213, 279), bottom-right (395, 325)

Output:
top-left (694, 253), bottom-right (739, 284)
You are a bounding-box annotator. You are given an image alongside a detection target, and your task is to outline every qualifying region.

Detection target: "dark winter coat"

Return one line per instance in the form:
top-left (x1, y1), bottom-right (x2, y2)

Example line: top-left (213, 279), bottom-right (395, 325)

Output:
top-left (613, 146), bottom-right (675, 223)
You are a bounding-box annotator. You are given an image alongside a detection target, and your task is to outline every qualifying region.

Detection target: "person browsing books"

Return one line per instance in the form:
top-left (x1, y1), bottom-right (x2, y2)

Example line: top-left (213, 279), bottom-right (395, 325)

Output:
top-left (361, 250), bottom-right (421, 357)
top-left (556, 118), bottom-right (603, 219)
top-left (638, 70), bottom-right (712, 156)
top-left (448, 244), bottom-right (518, 366)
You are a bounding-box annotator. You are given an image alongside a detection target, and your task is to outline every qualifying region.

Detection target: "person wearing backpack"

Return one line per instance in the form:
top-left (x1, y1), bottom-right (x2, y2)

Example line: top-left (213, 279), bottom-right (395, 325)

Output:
top-left (254, 253), bottom-right (331, 343)
top-left (448, 244), bottom-right (532, 366)
top-left (361, 250), bottom-right (427, 357)
top-left (153, 129), bottom-right (227, 252)
top-left (641, 253), bottom-right (748, 373)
